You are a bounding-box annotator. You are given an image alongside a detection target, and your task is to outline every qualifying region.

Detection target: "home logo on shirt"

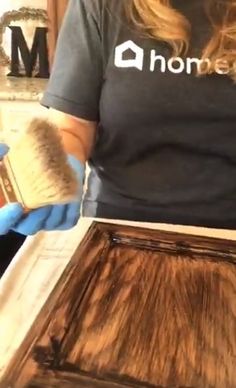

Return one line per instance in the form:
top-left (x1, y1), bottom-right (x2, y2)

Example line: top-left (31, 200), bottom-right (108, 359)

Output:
top-left (114, 40), bottom-right (233, 75)
top-left (114, 40), bottom-right (144, 71)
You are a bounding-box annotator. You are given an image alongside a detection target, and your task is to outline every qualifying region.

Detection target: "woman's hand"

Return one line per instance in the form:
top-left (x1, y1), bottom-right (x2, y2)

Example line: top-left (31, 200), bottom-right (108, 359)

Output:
top-left (0, 203), bottom-right (24, 235)
top-left (0, 107), bottom-right (94, 236)
top-left (12, 155), bottom-right (85, 235)
top-left (0, 142), bottom-right (85, 236)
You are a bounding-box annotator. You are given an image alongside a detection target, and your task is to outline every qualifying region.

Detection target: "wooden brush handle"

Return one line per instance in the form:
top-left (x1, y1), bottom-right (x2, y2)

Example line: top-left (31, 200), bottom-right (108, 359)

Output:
top-left (0, 160), bottom-right (20, 207)
top-left (0, 183), bottom-right (7, 208)
top-left (0, 160), bottom-right (31, 214)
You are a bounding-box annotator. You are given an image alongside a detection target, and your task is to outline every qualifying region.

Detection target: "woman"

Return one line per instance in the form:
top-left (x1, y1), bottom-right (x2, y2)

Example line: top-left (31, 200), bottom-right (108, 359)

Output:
top-left (0, 0), bottom-right (236, 235)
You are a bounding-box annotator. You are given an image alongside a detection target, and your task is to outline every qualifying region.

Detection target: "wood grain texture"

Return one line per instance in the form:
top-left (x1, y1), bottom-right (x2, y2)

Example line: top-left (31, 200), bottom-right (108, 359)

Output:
top-left (3, 223), bottom-right (236, 388)
top-left (29, 370), bottom-right (135, 388)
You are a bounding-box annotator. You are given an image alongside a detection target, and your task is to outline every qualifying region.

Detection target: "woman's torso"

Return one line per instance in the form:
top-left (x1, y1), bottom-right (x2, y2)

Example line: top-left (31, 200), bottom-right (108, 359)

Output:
top-left (81, 0), bottom-right (236, 228)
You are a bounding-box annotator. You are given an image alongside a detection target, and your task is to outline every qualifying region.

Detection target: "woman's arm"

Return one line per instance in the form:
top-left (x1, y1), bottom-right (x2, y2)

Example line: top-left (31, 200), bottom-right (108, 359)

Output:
top-left (48, 108), bottom-right (97, 163)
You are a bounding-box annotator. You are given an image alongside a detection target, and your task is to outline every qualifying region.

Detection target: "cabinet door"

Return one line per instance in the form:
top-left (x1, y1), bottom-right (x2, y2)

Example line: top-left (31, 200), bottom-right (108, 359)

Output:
top-left (2, 222), bottom-right (236, 388)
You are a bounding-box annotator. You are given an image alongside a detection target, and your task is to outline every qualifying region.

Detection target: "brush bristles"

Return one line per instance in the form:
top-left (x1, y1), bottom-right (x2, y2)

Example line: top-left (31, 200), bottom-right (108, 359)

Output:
top-left (6, 118), bottom-right (79, 209)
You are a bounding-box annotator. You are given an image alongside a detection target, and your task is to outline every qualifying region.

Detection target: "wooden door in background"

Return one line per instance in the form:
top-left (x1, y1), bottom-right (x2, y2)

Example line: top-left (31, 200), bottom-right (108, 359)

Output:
top-left (2, 222), bottom-right (236, 387)
top-left (47, 0), bottom-right (69, 68)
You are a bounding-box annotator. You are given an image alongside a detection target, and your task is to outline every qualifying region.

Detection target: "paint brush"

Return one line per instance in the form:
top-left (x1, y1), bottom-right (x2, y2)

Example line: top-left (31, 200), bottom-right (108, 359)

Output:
top-left (0, 118), bottom-right (78, 211)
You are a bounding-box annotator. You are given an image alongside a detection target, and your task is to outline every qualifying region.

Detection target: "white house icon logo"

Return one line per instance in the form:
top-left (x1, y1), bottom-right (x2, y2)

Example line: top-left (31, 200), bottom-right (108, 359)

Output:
top-left (114, 40), bottom-right (144, 71)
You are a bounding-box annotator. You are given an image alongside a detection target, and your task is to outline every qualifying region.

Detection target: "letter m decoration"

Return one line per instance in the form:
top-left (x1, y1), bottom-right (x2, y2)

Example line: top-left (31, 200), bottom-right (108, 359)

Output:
top-left (8, 26), bottom-right (49, 78)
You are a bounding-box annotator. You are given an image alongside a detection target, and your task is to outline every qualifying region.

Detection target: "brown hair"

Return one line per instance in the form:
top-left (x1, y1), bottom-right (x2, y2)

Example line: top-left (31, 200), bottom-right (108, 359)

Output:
top-left (126, 0), bottom-right (236, 78)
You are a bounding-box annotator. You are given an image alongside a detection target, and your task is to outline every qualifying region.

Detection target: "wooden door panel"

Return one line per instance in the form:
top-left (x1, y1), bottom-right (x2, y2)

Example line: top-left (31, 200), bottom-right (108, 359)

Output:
top-left (29, 370), bottom-right (131, 388)
top-left (3, 223), bottom-right (236, 388)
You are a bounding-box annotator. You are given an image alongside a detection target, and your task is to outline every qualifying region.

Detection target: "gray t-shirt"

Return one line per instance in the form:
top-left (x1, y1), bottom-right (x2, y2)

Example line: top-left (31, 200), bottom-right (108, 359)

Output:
top-left (42, 0), bottom-right (236, 228)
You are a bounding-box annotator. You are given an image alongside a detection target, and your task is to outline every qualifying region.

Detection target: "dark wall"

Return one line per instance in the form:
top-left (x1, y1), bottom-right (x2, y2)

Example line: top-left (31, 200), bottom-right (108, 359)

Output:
top-left (0, 232), bottom-right (26, 276)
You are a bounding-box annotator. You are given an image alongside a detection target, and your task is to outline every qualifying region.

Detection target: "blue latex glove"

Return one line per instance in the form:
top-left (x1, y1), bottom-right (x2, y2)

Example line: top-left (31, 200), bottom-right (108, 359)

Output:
top-left (0, 142), bottom-right (85, 236)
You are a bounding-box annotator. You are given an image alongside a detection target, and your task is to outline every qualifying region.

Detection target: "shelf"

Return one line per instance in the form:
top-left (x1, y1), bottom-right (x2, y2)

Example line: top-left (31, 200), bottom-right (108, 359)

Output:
top-left (0, 75), bottom-right (47, 102)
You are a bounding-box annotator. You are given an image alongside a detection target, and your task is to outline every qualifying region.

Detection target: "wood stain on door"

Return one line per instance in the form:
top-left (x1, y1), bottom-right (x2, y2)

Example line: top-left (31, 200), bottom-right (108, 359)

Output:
top-left (2, 223), bottom-right (236, 387)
